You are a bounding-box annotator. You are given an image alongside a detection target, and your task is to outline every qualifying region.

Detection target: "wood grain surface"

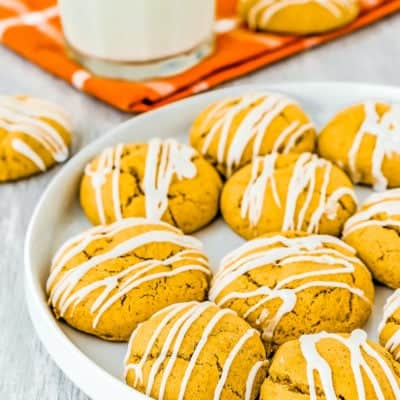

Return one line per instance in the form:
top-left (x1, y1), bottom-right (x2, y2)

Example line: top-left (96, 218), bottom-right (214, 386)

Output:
top-left (1, 12), bottom-right (400, 399)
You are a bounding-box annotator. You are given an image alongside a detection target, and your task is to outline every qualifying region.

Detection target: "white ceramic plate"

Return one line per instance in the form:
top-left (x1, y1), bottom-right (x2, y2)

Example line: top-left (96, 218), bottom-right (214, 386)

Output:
top-left (25, 82), bottom-right (398, 400)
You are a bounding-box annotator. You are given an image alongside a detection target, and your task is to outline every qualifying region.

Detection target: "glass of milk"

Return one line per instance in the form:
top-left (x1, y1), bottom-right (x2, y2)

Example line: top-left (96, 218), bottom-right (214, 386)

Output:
top-left (58, 0), bottom-right (215, 80)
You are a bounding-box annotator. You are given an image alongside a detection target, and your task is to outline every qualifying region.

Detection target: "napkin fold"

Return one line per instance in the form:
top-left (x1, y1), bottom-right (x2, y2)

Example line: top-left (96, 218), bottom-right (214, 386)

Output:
top-left (1, 0), bottom-right (399, 112)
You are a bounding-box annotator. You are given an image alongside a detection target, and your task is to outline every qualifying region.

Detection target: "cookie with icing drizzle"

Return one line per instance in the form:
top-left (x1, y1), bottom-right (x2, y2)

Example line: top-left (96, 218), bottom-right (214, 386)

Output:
top-left (47, 218), bottom-right (212, 341)
top-left (0, 95), bottom-right (71, 181)
top-left (209, 231), bottom-right (374, 353)
top-left (189, 93), bottom-right (316, 178)
top-left (124, 301), bottom-right (267, 400)
top-left (343, 189), bottom-right (400, 288)
top-left (238, 0), bottom-right (359, 35)
top-left (80, 138), bottom-right (222, 233)
top-left (319, 101), bottom-right (400, 191)
top-left (221, 152), bottom-right (357, 239)
top-left (260, 330), bottom-right (400, 399)
top-left (379, 289), bottom-right (400, 362)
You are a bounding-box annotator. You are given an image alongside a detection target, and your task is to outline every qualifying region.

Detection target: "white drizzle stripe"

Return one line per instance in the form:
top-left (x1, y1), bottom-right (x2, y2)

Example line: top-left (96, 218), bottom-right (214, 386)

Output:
top-left (177, 309), bottom-right (236, 400)
top-left (300, 330), bottom-right (400, 400)
top-left (247, 0), bottom-right (351, 29)
top-left (158, 302), bottom-right (213, 400)
top-left (0, 96), bottom-right (70, 168)
top-left (144, 138), bottom-right (197, 220)
top-left (239, 152), bottom-right (354, 232)
top-left (213, 329), bottom-right (258, 400)
top-left (244, 361), bottom-right (267, 400)
top-left (347, 101), bottom-right (400, 191)
top-left (378, 289), bottom-right (400, 360)
top-left (199, 93), bottom-right (314, 177)
top-left (343, 190), bottom-right (400, 237)
top-left (84, 145), bottom-right (124, 225)
top-left (11, 138), bottom-right (46, 171)
top-left (47, 222), bottom-right (207, 325)
top-left (210, 234), bottom-right (369, 340)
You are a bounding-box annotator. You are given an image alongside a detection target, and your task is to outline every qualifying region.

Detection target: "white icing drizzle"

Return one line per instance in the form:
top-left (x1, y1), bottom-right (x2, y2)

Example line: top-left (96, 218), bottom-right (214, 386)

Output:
top-left (84, 144), bottom-right (125, 225)
top-left (348, 101), bottom-right (400, 191)
top-left (246, 0), bottom-right (354, 29)
top-left (343, 189), bottom-right (400, 237)
top-left (11, 138), bottom-right (46, 171)
top-left (144, 138), bottom-right (197, 220)
top-left (210, 234), bottom-right (370, 341)
top-left (0, 95), bottom-right (70, 169)
top-left (125, 302), bottom-right (265, 400)
top-left (378, 289), bottom-right (400, 360)
top-left (199, 93), bottom-right (314, 176)
top-left (299, 330), bottom-right (400, 400)
top-left (47, 219), bottom-right (209, 328)
top-left (240, 152), bottom-right (356, 232)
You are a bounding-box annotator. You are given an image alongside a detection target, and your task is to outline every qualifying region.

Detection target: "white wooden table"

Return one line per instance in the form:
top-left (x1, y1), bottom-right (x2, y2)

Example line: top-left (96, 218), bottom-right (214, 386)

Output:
top-left (1, 13), bottom-right (400, 399)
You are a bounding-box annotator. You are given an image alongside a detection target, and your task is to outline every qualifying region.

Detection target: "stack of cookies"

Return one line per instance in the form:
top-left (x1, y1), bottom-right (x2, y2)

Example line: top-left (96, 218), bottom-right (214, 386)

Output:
top-left (47, 92), bottom-right (400, 399)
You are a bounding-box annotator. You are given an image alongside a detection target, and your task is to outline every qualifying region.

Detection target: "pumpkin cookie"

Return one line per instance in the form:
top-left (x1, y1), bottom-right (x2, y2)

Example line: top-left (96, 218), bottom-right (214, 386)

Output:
top-left (189, 93), bottom-right (316, 177)
top-left (221, 152), bottom-right (357, 239)
top-left (124, 301), bottom-right (267, 400)
top-left (209, 232), bottom-right (374, 354)
top-left (80, 138), bottom-right (222, 234)
top-left (238, 0), bottom-right (359, 35)
top-left (260, 330), bottom-right (400, 399)
top-left (319, 101), bottom-right (400, 191)
top-left (47, 218), bottom-right (211, 341)
top-left (379, 289), bottom-right (400, 362)
top-left (343, 189), bottom-right (400, 288)
top-left (0, 95), bottom-right (71, 181)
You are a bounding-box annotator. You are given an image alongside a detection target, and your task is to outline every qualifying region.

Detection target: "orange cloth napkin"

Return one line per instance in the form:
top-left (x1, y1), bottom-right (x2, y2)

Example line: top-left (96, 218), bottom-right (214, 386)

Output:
top-left (1, 0), bottom-right (399, 112)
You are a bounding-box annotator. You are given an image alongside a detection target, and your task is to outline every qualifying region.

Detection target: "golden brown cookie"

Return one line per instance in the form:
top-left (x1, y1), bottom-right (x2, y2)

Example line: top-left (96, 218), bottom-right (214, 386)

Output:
top-left (124, 301), bottom-right (267, 400)
top-left (260, 330), bottom-right (400, 399)
top-left (47, 218), bottom-right (211, 341)
top-left (379, 289), bottom-right (400, 362)
top-left (343, 189), bottom-right (400, 288)
top-left (80, 138), bottom-right (222, 234)
top-left (319, 101), bottom-right (400, 191)
top-left (209, 232), bottom-right (374, 354)
top-left (238, 0), bottom-right (359, 35)
top-left (0, 95), bottom-right (71, 181)
top-left (189, 93), bottom-right (316, 177)
top-left (221, 152), bottom-right (357, 239)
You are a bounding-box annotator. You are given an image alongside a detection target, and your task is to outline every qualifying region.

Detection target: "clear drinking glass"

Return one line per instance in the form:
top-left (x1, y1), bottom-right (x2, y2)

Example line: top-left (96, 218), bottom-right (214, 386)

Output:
top-left (58, 0), bottom-right (215, 80)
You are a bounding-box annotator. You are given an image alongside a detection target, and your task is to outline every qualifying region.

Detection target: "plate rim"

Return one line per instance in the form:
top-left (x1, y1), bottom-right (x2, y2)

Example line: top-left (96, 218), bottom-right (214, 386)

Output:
top-left (24, 81), bottom-right (400, 400)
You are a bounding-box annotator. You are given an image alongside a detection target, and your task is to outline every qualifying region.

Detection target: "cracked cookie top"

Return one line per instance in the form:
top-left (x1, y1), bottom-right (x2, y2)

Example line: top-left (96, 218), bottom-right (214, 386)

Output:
top-left (47, 218), bottom-right (211, 341)
top-left (189, 93), bottom-right (316, 178)
top-left (379, 289), bottom-right (400, 363)
top-left (343, 189), bottom-right (400, 288)
top-left (0, 95), bottom-right (71, 181)
top-left (319, 101), bottom-right (400, 191)
top-left (260, 330), bottom-right (400, 399)
top-left (124, 301), bottom-right (267, 400)
top-left (80, 138), bottom-right (222, 234)
top-left (209, 232), bottom-right (374, 354)
top-left (238, 0), bottom-right (359, 35)
top-left (221, 152), bottom-right (357, 239)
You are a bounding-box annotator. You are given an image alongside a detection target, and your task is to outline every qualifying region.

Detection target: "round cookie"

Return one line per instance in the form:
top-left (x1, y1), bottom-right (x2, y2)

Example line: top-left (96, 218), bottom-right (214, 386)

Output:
top-left (124, 301), bottom-right (267, 400)
top-left (319, 101), bottom-right (400, 191)
top-left (209, 232), bottom-right (374, 354)
top-left (80, 138), bottom-right (222, 234)
top-left (343, 189), bottom-right (400, 288)
top-left (221, 152), bottom-right (357, 239)
top-left (260, 330), bottom-right (400, 399)
top-left (0, 95), bottom-right (71, 181)
top-left (189, 92), bottom-right (316, 177)
top-left (47, 218), bottom-right (211, 341)
top-left (238, 0), bottom-right (359, 35)
top-left (379, 289), bottom-right (400, 361)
